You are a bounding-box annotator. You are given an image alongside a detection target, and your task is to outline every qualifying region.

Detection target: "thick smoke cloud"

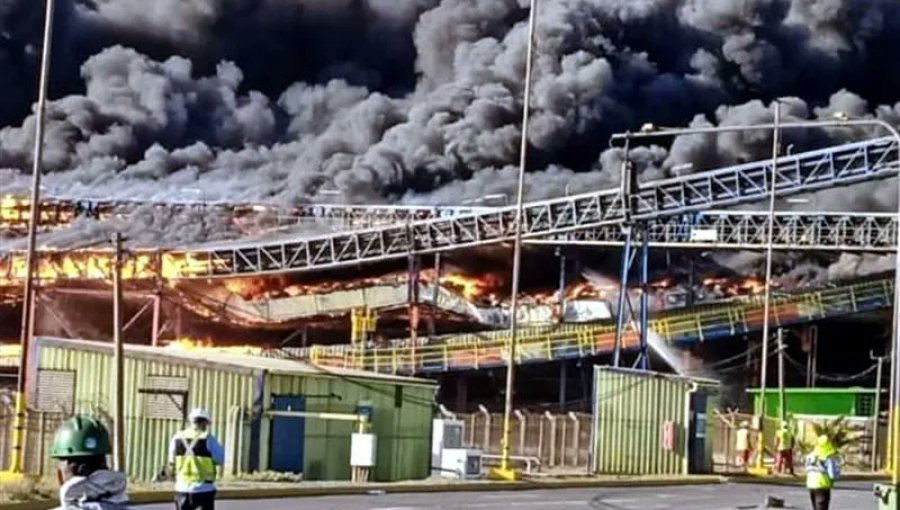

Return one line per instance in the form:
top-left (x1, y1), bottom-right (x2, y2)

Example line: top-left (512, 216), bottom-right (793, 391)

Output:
top-left (2, 0), bottom-right (900, 260)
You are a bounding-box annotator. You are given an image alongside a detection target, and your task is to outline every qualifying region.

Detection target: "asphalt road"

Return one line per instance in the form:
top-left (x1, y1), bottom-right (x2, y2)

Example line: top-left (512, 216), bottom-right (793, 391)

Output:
top-left (138, 482), bottom-right (875, 509)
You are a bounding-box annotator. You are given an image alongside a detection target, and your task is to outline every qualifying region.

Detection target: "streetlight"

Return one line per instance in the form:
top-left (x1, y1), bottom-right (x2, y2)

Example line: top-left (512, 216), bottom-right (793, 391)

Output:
top-left (490, 0), bottom-right (539, 482)
top-left (611, 111), bottom-right (900, 478)
top-left (5, 0), bottom-right (56, 478)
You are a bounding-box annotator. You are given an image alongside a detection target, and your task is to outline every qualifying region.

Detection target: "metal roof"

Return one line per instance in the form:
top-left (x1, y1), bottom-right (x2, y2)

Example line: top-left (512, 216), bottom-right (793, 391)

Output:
top-left (33, 337), bottom-right (435, 386)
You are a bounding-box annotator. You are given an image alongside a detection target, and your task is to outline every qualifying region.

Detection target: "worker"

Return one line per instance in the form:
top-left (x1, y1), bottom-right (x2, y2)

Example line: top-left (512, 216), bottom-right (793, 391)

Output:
top-left (804, 435), bottom-right (840, 510)
top-left (168, 408), bottom-right (224, 510)
top-left (50, 415), bottom-right (131, 509)
top-left (735, 420), bottom-right (752, 468)
top-left (775, 420), bottom-right (795, 475)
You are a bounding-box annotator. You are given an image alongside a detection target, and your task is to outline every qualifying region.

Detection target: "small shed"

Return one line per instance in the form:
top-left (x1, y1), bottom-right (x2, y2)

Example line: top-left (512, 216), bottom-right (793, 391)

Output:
top-left (747, 387), bottom-right (880, 419)
top-left (27, 337), bottom-right (436, 482)
top-left (592, 367), bottom-right (719, 476)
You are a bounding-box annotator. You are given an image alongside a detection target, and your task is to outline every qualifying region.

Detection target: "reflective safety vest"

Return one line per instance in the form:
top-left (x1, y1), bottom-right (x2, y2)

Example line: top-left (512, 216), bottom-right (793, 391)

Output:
top-left (174, 429), bottom-right (216, 486)
top-left (776, 428), bottom-right (793, 450)
top-left (805, 446), bottom-right (837, 490)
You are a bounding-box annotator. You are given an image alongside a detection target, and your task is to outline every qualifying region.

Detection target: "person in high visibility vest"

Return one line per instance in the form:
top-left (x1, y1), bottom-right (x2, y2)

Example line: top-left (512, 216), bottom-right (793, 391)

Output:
top-left (775, 420), bottom-right (795, 475)
top-left (804, 435), bottom-right (840, 510)
top-left (735, 421), bottom-right (752, 468)
top-left (50, 415), bottom-right (131, 509)
top-left (167, 408), bottom-right (224, 510)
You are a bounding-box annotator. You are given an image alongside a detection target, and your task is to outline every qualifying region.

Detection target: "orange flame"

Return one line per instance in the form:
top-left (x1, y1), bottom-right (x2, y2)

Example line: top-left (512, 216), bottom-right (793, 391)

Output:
top-left (161, 337), bottom-right (264, 355)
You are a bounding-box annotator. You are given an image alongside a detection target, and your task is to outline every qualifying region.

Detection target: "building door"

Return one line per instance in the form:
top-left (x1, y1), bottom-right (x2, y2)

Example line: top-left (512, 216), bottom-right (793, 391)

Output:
top-left (688, 392), bottom-right (709, 473)
top-left (269, 395), bottom-right (306, 473)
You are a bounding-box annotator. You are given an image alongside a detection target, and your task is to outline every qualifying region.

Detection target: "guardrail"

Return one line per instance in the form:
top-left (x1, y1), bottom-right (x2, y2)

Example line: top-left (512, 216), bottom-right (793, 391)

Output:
top-left (297, 277), bottom-right (893, 375)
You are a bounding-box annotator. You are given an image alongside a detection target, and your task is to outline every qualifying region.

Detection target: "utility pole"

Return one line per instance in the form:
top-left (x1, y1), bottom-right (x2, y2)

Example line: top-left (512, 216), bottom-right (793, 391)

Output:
top-left (754, 99), bottom-right (781, 474)
top-left (112, 232), bottom-right (125, 472)
top-left (9, 0), bottom-right (56, 474)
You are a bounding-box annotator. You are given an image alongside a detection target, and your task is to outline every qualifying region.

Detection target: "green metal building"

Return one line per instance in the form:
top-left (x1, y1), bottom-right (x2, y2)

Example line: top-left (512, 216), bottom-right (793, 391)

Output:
top-left (28, 337), bottom-right (436, 482)
top-left (747, 387), bottom-right (880, 419)
top-left (592, 367), bottom-right (719, 476)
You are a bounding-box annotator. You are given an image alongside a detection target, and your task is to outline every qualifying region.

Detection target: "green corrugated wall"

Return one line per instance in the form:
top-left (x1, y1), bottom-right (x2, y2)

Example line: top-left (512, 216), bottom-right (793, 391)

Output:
top-left (35, 342), bottom-right (435, 482)
top-left (264, 373), bottom-right (434, 482)
top-left (37, 345), bottom-right (256, 480)
top-left (593, 368), bottom-right (689, 475)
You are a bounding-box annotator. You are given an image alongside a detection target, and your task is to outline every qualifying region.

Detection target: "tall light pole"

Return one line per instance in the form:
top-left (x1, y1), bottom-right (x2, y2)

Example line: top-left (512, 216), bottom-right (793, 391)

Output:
top-left (491, 0), bottom-right (539, 481)
top-left (610, 112), bottom-right (900, 477)
top-left (7, 0), bottom-right (56, 475)
top-left (753, 99), bottom-right (780, 473)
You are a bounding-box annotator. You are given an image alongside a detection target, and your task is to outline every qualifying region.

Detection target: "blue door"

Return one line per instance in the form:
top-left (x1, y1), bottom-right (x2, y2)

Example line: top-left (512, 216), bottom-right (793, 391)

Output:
top-left (269, 395), bottom-right (306, 473)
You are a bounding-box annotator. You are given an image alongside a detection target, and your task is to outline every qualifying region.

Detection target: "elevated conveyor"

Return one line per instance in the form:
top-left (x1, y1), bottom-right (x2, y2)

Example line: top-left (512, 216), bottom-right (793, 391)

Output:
top-left (529, 210), bottom-right (898, 252)
top-left (0, 277), bottom-right (891, 374)
top-left (287, 276), bottom-right (893, 375)
top-left (0, 195), bottom-right (491, 234)
top-left (165, 137), bottom-right (898, 277)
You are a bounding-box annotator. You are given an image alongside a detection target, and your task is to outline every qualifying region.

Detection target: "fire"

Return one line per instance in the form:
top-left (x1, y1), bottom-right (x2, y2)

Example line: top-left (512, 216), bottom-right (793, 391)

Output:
top-left (0, 250), bottom-right (226, 284)
top-left (434, 272), bottom-right (503, 301)
top-left (701, 276), bottom-right (768, 296)
top-left (161, 337), bottom-right (264, 355)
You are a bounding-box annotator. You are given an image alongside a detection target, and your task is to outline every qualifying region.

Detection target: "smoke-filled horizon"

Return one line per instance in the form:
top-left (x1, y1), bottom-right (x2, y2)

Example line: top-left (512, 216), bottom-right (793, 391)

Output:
top-left (2, 0), bottom-right (900, 275)
top-left (0, 0), bottom-right (898, 203)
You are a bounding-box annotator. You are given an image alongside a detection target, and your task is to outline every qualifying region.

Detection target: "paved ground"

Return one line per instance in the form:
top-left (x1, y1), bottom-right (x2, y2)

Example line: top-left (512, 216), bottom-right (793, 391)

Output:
top-left (138, 482), bottom-right (875, 509)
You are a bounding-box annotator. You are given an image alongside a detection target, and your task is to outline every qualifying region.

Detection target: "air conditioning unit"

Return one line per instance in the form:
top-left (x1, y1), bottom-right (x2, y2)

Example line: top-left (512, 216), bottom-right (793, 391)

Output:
top-left (439, 448), bottom-right (483, 480)
top-left (431, 419), bottom-right (482, 479)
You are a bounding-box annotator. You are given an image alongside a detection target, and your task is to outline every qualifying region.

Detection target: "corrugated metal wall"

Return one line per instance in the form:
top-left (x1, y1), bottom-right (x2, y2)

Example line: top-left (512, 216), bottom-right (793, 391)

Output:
top-left (37, 345), bottom-right (256, 480)
top-left (592, 368), bottom-right (689, 475)
top-left (264, 374), bottom-right (434, 482)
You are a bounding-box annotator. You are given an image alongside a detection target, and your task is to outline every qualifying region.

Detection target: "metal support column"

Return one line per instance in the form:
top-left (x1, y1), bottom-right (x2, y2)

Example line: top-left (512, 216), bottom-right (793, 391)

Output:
top-left (151, 292), bottom-right (161, 347)
top-left (638, 226), bottom-right (650, 370)
top-left (111, 232), bottom-right (125, 472)
top-left (612, 227), bottom-right (633, 367)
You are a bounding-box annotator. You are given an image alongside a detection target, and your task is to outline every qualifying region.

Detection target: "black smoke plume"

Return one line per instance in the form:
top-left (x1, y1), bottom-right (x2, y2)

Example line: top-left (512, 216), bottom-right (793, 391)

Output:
top-left (1, 0), bottom-right (900, 257)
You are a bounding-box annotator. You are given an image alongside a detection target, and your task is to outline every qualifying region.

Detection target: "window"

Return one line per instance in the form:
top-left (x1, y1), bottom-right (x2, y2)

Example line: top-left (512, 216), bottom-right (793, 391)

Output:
top-left (856, 394), bottom-right (875, 417)
top-left (35, 369), bottom-right (75, 413)
top-left (140, 375), bottom-right (188, 420)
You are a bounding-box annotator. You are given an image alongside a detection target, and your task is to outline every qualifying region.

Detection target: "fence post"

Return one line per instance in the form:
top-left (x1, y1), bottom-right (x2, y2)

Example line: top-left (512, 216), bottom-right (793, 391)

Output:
top-left (514, 409), bottom-right (526, 456)
top-left (38, 411), bottom-right (46, 475)
top-left (478, 405), bottom-right (491, 451)
top-left (569, 412), bottom-right (579, 467)
top-left (545, 411), bottom-right (557, 468)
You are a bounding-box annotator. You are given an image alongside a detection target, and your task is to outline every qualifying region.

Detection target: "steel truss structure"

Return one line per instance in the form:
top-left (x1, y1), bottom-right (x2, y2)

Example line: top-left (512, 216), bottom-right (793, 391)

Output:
top-left (169, 137), bottom-right (898, 278)
top-left (0, 195), bottom-right (491, 233)
top-left (530, 210), bottom-right (899, 252)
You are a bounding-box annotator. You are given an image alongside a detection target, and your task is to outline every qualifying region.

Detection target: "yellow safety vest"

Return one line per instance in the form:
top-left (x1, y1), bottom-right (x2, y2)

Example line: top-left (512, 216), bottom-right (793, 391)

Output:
top-left (174, 428), bottom-right (216, 485)
top-left (776, 428), bottom-right (793, 449)
top-left (806, 445), bottom-right (836, 490)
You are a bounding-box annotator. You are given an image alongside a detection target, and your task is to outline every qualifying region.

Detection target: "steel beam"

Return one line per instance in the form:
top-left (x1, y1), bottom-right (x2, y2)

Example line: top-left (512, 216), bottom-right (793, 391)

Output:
top-left (167, 137), bottom-right (898, 277)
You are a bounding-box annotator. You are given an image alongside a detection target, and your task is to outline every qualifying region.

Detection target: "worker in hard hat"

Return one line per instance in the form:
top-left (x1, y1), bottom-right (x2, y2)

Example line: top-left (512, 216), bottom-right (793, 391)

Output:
top-left (50, 415), bottom-right (131, 509)
top-left (735, 420), bottom-right (753, 468)
top-left (774, 420), bottom-right (795, 475)
top-left (167, 408), bottom-right (224, 510)
top-left (804, 435), bottom-right (840, 510)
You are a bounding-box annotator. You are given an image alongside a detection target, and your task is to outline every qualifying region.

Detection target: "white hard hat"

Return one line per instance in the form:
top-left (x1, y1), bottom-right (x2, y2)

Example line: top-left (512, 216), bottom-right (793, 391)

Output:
top-left (189, 408), bottom-right (211, 422)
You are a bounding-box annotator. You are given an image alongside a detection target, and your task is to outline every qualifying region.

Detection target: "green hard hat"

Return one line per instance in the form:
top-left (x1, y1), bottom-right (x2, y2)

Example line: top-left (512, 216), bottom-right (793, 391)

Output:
top-left (51, 415), bottom-right (112, 459)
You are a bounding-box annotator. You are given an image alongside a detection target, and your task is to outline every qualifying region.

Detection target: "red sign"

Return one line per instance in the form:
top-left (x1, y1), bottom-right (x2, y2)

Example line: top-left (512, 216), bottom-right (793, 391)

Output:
top-left (662, 420), bottom-right (675, 451)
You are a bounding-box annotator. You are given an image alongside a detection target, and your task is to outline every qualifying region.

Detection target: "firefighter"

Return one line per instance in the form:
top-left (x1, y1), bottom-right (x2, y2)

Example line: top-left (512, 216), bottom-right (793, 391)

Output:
top-left (50, 415), bottom-right (131, 509)
top-left (775, 420), bottom-right (795, 475)
top-left (167, 408), bottom-right (224, 510)
top-left (804, 435), bottom-right (840, 510)
top-left (735, 420), bottom-right (752, 468)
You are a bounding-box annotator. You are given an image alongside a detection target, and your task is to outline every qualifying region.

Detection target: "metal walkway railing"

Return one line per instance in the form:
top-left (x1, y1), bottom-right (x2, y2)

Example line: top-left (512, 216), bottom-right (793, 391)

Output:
top-left (295, 277), bottom-right (893, 374)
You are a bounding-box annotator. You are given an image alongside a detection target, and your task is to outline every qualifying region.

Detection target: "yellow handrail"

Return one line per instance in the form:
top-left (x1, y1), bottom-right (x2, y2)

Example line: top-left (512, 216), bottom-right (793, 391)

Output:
top-left (307, 277), bottom-right (893, 374)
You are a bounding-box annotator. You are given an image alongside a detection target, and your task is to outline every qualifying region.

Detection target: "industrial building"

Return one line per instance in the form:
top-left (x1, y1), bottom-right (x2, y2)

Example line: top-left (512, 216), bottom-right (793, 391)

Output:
top-left (19, 336), bottom-right (436, 482)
